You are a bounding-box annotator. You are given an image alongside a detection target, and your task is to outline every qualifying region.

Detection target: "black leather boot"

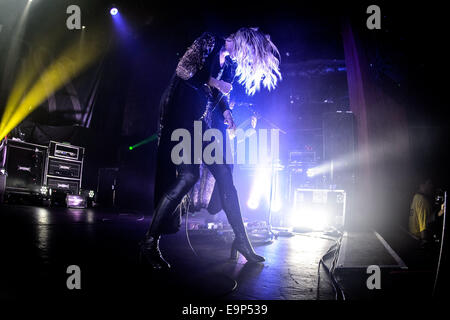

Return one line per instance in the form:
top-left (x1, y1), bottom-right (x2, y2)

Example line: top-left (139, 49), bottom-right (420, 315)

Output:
top-left (230, 228), bottom-right (265, 263)
top-left (149, 194), bottom-right (182, 235)
top-left (224, 192), bottom-right (265, 263)
top-left (139, 194), bottom-right (180, 270)
top-left (139, 235), bottom-right (170, 270)
top-left (213, 176), bottom-right (265, 263)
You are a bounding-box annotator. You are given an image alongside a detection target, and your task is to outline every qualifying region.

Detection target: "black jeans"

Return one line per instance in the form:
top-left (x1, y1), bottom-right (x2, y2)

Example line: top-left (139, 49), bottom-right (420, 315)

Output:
top-left (147, 162), bottom-right (246, 238)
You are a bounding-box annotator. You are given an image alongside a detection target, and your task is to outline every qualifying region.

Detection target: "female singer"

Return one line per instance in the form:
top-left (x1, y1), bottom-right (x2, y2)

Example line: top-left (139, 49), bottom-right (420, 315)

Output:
top-left (140, 27), bottom-right (281, 269)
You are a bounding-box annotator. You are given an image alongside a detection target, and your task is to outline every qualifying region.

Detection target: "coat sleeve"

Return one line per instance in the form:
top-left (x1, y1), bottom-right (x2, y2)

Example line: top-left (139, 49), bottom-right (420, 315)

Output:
top-left (211, 88), bottom-right (231, 114)
top-left (212, 57), bottom-right (237, 114)
top-left (176, 32), bottom-right (215, 89)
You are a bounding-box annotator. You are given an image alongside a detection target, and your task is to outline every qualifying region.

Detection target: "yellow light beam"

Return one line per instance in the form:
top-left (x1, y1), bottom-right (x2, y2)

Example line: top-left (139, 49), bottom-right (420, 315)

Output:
top-left (0, 28), bottom-right (108, 138)
top-left (1, 0), bottom-right (32, 111)
top-left (0, 55), bottom-right (41, 133)
top-left (1, 17), bottom-right (69, 134)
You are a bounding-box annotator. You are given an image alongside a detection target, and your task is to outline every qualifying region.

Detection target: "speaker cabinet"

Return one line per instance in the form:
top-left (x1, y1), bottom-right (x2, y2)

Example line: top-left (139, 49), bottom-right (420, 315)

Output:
top-left (4, 140), bottom-right (47, 194)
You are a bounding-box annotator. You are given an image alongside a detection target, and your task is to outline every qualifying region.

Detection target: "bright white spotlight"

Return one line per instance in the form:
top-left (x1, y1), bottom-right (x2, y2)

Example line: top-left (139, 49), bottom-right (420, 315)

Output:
top-left (110, 7), bottom-right (118, 16)
top-left (289, 206), bottom-right (328, 230)
top-left (247, 161), bottom-right (284, 212)
top-left (247, 198), bottom-right (260, 210)
top-left (40, 185), bottom-right (48, 195)
top-left (306, 168), bottom-right (315, 178)
top-left (247, 165), bottom-right (270, 209)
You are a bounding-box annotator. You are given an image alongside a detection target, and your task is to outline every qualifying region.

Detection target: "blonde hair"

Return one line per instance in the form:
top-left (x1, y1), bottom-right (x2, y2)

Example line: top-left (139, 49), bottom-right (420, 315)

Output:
top-left (229, 27), bottom-right (282, 96)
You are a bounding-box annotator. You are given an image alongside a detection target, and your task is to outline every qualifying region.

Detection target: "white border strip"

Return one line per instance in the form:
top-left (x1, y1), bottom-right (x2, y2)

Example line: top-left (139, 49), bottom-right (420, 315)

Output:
top-left (374, 231), bottom-right (408, 270)
top-left (399, 226), bottom-right (420, 241)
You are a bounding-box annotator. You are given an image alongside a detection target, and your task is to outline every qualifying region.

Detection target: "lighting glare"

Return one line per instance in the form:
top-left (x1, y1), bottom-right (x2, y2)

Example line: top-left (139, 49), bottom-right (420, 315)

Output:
top-left (271, 196), bottom-right (282, 212)
top-left (110, 8), bottom-right (118, 16)
top-left (67, 195), bottom-right (86, 208)
top-left (289, 206), bottom-right (328, 230)
top-left (37, 208), bottom-right (49, 224)
top-left (247, 198), bottom-right (260, 210)
top-left (306, 168), bottom-right (315, 178)
top-left (246, 160), bottom-right (283, 212)
top-left (247, 165), bottom-right (271, 210)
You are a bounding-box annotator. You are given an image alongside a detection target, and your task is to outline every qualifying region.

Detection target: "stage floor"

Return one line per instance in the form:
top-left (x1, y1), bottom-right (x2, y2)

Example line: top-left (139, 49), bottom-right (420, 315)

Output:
top-left (0, 204), bottom-right (337, 302)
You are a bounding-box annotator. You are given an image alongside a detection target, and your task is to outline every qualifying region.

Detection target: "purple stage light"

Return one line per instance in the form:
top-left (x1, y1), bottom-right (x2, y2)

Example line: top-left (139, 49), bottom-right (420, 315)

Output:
top-left (110, 7), bottom-right (118, 16)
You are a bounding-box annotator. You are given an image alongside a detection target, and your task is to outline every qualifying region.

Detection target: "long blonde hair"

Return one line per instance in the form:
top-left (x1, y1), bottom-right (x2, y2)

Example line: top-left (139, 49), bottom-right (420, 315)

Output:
top-left (229, 27), bottom-right (282, 96)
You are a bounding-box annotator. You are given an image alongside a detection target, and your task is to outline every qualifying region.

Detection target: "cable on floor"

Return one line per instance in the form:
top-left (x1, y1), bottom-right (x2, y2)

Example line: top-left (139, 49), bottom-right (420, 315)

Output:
top-left (316, 235), bottom-right (346, 300)
top-left (183, 196), bottom-right (238, 296)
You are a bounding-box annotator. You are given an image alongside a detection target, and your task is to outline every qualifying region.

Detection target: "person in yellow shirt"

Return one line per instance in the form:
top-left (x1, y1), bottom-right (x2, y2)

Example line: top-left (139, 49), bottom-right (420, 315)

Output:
top-left (409, 178), bottom-right (444, 246)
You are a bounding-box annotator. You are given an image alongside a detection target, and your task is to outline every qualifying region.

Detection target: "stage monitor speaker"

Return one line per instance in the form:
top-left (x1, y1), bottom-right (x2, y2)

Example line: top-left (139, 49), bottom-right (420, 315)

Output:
top-left (291, 188), bottom-right (347, 228)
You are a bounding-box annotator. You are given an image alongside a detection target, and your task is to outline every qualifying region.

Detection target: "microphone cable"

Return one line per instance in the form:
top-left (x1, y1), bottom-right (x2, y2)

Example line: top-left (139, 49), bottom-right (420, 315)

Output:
top-left (183, 193), bottom-right (239, 297)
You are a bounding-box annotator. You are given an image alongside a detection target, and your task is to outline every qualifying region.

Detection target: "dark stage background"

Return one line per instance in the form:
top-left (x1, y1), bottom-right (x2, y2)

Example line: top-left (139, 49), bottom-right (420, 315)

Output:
top-left (0, 1), bottom-right (448, 230)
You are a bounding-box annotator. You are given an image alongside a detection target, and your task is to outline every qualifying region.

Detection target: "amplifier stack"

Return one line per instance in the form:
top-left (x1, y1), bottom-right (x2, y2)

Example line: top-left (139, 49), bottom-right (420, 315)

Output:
top-left (44, 141), bottom-right (84, 195)
top-left (0, 139), bottom-right (85, 204)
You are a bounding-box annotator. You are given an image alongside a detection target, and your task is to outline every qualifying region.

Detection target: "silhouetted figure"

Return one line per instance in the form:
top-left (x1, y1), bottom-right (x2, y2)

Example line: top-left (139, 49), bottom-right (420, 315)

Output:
top-left (409, 178), bottom-right (444, 249)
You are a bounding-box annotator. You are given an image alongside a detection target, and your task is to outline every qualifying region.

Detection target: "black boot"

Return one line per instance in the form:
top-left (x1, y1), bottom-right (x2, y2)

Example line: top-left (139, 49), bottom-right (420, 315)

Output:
top-left (139, 194), bottom-right (180, 270)
top-left (225, 194), bottom-right (265, 263)
top-left (230, 228), bottom-right (265, 263)
top-left (206, 164), bottom-right (264, 263)
top-left (217, 182), bottom-right (265, 263)
top-left (149, 194), bottom-right (183, 236)
top-left (139, 235), bottom-right (170, 270)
